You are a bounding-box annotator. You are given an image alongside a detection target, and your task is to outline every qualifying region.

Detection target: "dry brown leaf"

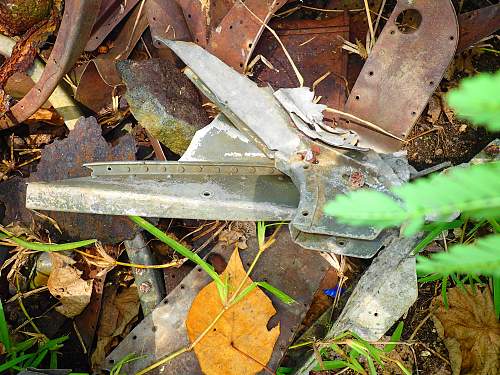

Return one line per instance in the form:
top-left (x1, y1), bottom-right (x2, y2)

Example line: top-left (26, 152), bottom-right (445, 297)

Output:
top-left (431, 287), bottom-right (500, 375)
top-left (186, 249), bottom-right (280, 375)
top-left (47, 253), bottom-right (93, 318)
top-left (91, 285), bottom-right (140, 368)
top-left (427, 95), bottom-right (442, 124)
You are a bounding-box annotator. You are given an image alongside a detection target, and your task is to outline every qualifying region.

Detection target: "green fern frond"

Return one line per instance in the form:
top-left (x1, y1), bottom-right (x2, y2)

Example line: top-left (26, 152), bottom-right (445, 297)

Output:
top-left (324, 162), bottom-right (500, 234)
top-left (416, 234), bottom-right (500, 277)
top-left (447, 70), bottom-right (500, 131)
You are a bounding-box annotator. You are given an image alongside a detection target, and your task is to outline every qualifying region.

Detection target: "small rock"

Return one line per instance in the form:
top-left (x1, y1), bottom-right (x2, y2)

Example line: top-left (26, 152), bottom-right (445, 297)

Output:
top-left (420, 350), bottom-right (431, 357)
top-left (435, 149), bottom-right (443, 156)
top-left (459, 124), bottom-right (468, 132)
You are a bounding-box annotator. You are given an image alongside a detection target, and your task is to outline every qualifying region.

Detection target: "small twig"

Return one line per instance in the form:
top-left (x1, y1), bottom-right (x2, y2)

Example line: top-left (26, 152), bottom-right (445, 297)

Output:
top-left (324, 107), bottom-right (404, 141)
top-left (373, 0), bottom-right (387, 34)
top-left (408, 310), bottom-right (432, 341)
top-left (416, 342), bottom-right (451, 366)
top-left (410, 345), bottom-right (420, 375)
top-left (363, 0), bottom-right (375, 48)
top-left (73, 320), bottom-right (87, 354)
top-left (312, 71), bottom-right (331, 92)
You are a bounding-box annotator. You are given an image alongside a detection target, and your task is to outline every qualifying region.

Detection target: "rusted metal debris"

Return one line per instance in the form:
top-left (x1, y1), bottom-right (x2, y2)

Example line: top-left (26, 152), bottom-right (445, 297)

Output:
top-left (344, 0), bottom-right (459, 152)
top-left (1, 117), bottom-right (138, 243)
top-left (84, 0), bottom-right (140, 52)
top-left (253, 14), bottom-right (349, 111)
top-left (104, 226), bottom-right (331, 374)
top-left (0, 0), bottom-right (101, 129)
top-left (207, 0), bottom-right (287, 72)
top-left (457, 4), bottom-right (500, 54)
top-left (75, 3), bottom-right (149, 113)
top-left (146, 0), bottom-right (192, 47)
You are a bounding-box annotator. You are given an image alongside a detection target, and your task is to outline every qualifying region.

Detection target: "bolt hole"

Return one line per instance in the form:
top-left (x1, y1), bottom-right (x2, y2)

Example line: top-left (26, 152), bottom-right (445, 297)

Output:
top-left (395, 9), bottom-right (422, 34)
top-left (239, 63), bottom-right (243, 68)
top-left (449, 36), bottom-right (454, 40)
top-left (132, 335), bottom-right (137, 340)
top-left (368, 71), bottom-right (374, 76)
top-left (203, 191), bottom-right (211, 197)
top-left (180, 285), bottom-right (185, 290)
top-left (229, 25), bottom-right (233, 29)
top-left (302, 211), bottom-right (309, 217)
top-left (107, 166), bottom-right (112, 171)
top-left (338, 240), bottom-right (346, 247)
top-left (303, 165), bottom-right (309, 170)
top-left (197, 268), bottom-right (202, 272)
top-left (355, 95), bottom-right (360, 100)
top-left (429, 81), bottom-right (434, 86)
top-left (248, 43), bottom-right (253, 48)
top-left (188, 14), bottom-right (192, 18)
top-left (152, 326), bottom-right (157, 332)
top-left (152, 17), bottom-right (156, 21)
top-left (164, 299), bottom-right (169, 304)
top-left (374, 312), bottom-right (379, 317)
top-left (411, 111), bottom-right (417, 116)
top-left (390, 30), bottom-right (395, 35)
top-left (109, 359), bottom-right (115, 364)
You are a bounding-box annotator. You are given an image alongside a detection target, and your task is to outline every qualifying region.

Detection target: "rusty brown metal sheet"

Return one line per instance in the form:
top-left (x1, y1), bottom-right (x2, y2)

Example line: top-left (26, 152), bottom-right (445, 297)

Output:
top-left (105, 227), bottom-right (330, 373)
top-left (85, 0), bottom-right (140, 51)
top-left (457, 4), bottom-right (500, 53)
top-left (252, 14), bottom-right (349, 112)
top-left (146, 0), bottom-right (192, 48)
top-left (344, 0), bottom-right (459, 153)
top-left (208, 0), bottom-right (287, 72)
top-left (75, 3), bottom-right (149, 112)
top-left (176, 0), bottom-right (234, 47)
top-left (0, 0), bottom-right (101, 129)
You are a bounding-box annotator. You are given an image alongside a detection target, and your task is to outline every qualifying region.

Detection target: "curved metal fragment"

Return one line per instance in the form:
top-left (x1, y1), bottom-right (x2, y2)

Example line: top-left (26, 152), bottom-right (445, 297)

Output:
top-left (0, 34), bottom-right (81, 129)
top-left (2, 0), bottom-right (101, 127)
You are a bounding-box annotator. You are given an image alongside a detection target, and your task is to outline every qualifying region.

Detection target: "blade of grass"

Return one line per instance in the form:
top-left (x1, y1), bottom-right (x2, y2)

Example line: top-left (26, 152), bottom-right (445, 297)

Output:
top-left (313, 360), bottom-right (350, 371)
top-left (129, 216), bottom-right (223, 289)
top-left (234, 281), bottom-right (295, 305)
top-left (384, 321), bottom-right (404, 353)
top-left (0, 298), bottom-right (11, 351)
top-left (0, 353), bottom-right (34, 372)
top-left (493, 275), bottom-right (500, 319)
top-left (0, 228), bottom-right (95, 252)
top-left (50, 350), bottom-right (58, 369)
top-left (441, 276), bottom-right (449, 309)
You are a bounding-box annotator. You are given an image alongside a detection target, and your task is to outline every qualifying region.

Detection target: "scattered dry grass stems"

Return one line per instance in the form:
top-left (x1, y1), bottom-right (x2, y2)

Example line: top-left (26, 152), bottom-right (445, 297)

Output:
top-left (238, 0), bottom-right (304, 87)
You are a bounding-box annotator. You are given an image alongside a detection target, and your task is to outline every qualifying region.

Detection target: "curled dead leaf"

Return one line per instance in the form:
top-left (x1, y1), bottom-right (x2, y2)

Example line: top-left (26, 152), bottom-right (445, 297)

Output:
top-left (186, 249), bottom-right (280, 375)
top-left (431, 286), bottom-right (500, 375)
top-left (47, 253), bottom-right (93, 318)
top-left (91, 285), bottom-right (140, 369)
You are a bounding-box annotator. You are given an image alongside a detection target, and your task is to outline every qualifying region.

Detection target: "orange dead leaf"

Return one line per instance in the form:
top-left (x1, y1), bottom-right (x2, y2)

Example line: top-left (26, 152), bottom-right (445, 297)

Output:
top-left (431, 287), bottom-right (500, 375)
top-left (186, 249), bottom-right (280, 375)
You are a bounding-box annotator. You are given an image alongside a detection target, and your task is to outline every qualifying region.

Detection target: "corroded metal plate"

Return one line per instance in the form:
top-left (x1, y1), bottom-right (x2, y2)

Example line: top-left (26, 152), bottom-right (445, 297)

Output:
top-left (344, 0), bottom-right (458, 152)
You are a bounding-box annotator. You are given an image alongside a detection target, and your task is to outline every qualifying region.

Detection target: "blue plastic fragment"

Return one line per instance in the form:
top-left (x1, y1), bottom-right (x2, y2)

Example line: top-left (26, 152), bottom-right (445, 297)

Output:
top-left (323, 285), bottom-right (345, 298)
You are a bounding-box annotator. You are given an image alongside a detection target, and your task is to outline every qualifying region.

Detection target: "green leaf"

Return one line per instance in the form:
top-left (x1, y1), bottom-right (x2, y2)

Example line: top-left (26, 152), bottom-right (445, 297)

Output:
top-left (447, 71), bottom-right (500, 131)
top-left (441, 276), bottom-right (449, 309)
top-left (0, 298), bottom-right (11, 352)
top-left (367, 356), bottom-right (377, 375)
top-left (324, 190), bottom-right (407, 227)
top-left (413, 220), bottom-right (463, 255)
top-left (416, 234), bottom-right (500, 277)
top-left (129, 216), bottom-right (224, 289)
top-left (313, 360), bottom-right (350, 371)
top-left (384, 321), bottom-right (404, 353)
top-left (396, 360), bottom-right (412, 375)
top-left (325, 162), bottom-right (500, 234)
top-left (276, 367), bottom-right (294, 375)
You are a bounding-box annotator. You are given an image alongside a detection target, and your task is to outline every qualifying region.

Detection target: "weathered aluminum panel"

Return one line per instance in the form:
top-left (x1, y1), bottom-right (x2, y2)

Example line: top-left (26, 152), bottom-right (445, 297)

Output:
top-left (161, 39), bottom-right (302, 158)
top-left (26, 162), bottom-right (299, 221)
top-left (344, 0), bottom-right (458, 152)
top-left (104, 227), bottom-right (330, 374)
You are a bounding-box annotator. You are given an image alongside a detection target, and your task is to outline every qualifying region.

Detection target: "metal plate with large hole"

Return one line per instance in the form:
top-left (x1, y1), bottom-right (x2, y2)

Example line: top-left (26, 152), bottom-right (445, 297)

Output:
top-left (344, 0), bottom-right (458, 153)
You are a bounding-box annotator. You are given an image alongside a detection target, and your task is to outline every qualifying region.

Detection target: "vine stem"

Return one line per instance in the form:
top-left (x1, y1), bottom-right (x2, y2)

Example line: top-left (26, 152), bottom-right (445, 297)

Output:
top-left (135, 226), bottom-right (281, 375)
